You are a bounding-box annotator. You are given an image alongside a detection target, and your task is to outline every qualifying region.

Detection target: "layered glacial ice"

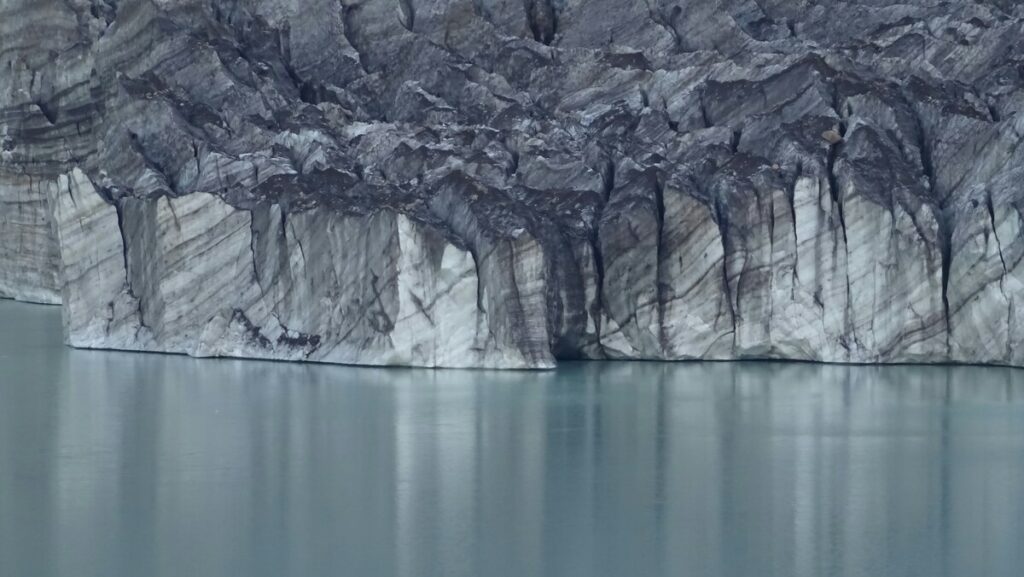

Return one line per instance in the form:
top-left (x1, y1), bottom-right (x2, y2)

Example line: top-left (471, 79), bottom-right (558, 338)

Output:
top-left (2, 0), bottom-right (1024, 368)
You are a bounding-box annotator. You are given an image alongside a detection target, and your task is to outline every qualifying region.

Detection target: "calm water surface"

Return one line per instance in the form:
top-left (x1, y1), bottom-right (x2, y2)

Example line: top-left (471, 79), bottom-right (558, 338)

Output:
top-left (1, 300), bottom-right (1023, 577)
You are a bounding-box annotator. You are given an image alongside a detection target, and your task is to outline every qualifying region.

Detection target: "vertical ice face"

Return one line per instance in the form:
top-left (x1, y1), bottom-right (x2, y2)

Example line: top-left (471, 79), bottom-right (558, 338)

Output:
top-left (3, 0), bottom-right (1024, 368)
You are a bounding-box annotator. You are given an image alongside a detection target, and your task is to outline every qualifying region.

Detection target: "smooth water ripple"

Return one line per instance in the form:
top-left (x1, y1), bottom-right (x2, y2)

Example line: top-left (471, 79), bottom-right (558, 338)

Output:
top-left (1, 300), bottom-right (1023, 577)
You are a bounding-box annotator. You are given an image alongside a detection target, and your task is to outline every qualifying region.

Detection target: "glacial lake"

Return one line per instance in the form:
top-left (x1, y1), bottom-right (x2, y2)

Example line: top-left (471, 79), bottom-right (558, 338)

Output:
top-left (1, 299), bottom-right (1023, 577)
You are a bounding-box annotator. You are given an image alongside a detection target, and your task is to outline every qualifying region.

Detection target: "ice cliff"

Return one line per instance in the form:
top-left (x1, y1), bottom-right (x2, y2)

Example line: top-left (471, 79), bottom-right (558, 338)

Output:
top-left (2, 0), bottom-right (1024, 368)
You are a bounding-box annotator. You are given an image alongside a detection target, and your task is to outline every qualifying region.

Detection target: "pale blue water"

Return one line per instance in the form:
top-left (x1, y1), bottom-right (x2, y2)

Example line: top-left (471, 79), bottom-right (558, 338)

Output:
top-left (1, 300), bottom-right (1023, 577)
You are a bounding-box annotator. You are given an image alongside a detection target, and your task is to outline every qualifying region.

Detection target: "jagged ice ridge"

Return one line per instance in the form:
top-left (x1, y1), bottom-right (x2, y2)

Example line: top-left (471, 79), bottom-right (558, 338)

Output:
top-left (2, 0), bottom-right (1024, 368)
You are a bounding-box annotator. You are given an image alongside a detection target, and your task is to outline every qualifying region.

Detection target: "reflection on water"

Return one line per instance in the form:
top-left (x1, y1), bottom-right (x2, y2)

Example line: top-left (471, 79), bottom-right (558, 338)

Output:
top-left (1, 301), bottom-right (1023, 577)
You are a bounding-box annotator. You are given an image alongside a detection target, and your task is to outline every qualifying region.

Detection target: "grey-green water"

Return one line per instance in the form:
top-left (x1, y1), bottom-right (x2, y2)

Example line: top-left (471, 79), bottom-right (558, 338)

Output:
top-left (1, 300), bottom-right (1023, 577)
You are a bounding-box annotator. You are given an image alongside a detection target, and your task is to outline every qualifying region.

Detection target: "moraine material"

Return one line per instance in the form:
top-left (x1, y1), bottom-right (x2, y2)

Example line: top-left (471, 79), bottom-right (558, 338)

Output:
top-left (2, 0), bottom-right (1024, 368)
